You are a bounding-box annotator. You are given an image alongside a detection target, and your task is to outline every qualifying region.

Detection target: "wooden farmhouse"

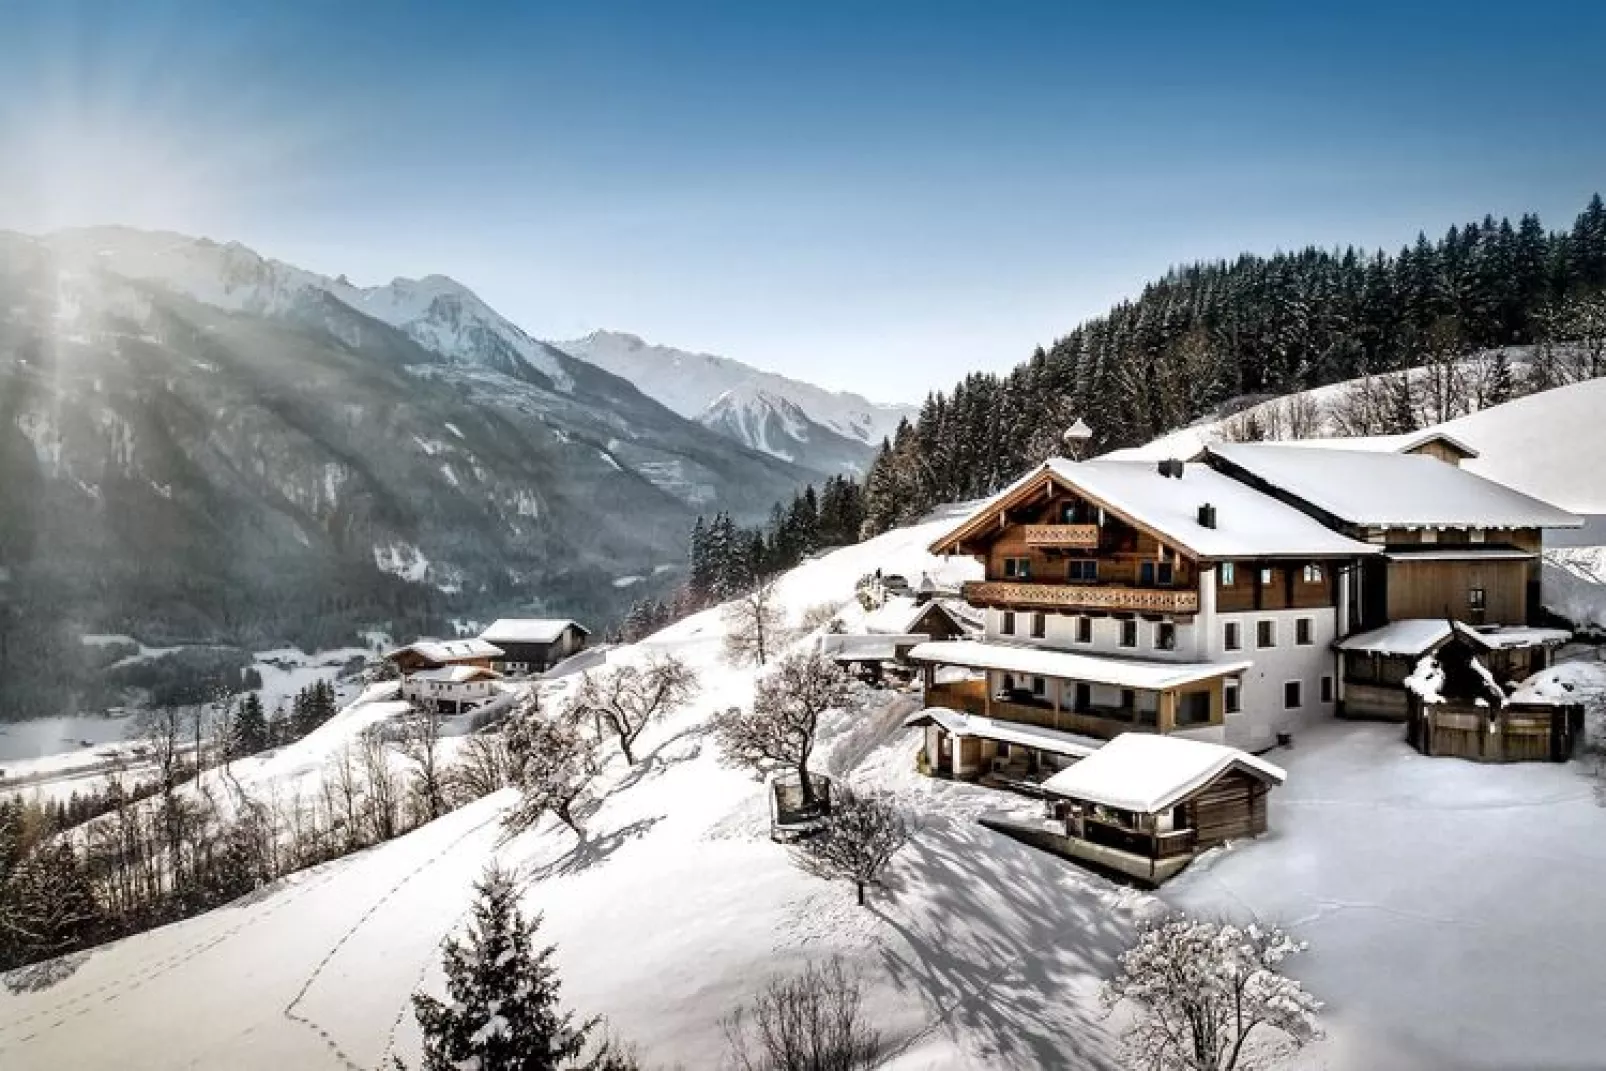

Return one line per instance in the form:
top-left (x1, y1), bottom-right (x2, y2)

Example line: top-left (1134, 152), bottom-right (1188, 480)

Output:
top-left (384, 638), bottom-right (503, 676)
top-left (399, 665), bottom-right (503, 714)
top-left (909, 435), bottom-right (1584, 876)
top-left (478, 619), bottom-right (590, 676)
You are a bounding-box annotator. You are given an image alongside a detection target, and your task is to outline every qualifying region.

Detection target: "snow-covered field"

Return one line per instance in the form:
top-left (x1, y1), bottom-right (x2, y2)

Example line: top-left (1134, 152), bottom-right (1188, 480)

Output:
top-left (4, 516), bottom-right (1606, 1070)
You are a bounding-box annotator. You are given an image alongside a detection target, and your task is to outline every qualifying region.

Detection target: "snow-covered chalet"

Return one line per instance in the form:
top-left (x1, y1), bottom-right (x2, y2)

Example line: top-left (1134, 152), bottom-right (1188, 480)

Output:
top-left (910, 441), bottom-right (1582, 781)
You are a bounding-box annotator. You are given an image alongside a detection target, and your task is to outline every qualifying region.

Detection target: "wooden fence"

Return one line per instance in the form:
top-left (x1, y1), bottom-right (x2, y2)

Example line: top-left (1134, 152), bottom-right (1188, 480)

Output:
top-left (1408, 699), bottom-right (1583, 763)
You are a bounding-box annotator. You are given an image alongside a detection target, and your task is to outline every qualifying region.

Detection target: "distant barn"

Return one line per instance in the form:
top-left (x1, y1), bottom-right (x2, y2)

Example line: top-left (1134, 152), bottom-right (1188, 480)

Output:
top-left (479, 619), bottom-right (591, 676)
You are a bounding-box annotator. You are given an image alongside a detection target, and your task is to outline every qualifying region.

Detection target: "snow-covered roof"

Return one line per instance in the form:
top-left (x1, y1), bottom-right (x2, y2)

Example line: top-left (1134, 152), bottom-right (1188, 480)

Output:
top-left (819, 633), bottom-right (918, 662)
top-left (408, 665), bottom-right (500, 684)
top-left (479, 618), bottom-right (589, 644)
top-left (1381, 547), bottom-right (1536, 562)
top-left (931, 457), bottom-right (1378, 561)
top-left (1335, 620), bottom-right (1570, 656)
top-left (386, 638), bottom-right (503, 664)
top-left (1269, 430), bottom-right (1480, 459)
top-left (903, 707), bottom-right (1101, 760)
top-left (1207, 443), bottom-right (1583, 530)
top-left (1040, 733), bottom-right (1286, 813)
top-left (908, 640), bottom-right (1251, 690)
top-left (861, 596), bottom-right (970, 636)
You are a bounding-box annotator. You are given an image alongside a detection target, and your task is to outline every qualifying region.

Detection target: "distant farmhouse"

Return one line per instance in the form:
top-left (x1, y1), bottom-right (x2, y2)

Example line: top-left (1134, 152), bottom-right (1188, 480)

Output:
top-left (908, 432), bottom-right (1582, 882)
top-left (478, 618), bottom-right (590, 676)
top-left (384, 639), bottom-right (505, 714)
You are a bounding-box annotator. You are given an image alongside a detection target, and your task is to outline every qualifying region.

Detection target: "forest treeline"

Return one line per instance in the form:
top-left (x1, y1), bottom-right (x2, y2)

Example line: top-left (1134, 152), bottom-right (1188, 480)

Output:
top-left (856, 193), bottom-right (1606, 534)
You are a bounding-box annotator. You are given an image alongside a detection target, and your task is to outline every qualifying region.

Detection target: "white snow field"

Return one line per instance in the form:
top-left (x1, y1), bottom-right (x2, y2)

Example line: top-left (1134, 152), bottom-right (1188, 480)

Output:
top-left (3, 515), bottom-right (1606, 1070)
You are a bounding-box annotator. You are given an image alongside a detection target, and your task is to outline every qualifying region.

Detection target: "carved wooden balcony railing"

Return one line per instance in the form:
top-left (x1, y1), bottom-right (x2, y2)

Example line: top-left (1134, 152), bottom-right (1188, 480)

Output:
top-left (1022, 523), bottom-right (1101, 549)
top-left (962, 580), bottom-right (1200, 614)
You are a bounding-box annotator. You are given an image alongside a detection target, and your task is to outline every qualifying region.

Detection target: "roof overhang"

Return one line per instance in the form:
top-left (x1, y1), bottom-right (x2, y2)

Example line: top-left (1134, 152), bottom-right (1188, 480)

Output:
top-left (909, 639), bottom-right (1251, 690)
top-left (902, 707), bottom-right (1100, 760)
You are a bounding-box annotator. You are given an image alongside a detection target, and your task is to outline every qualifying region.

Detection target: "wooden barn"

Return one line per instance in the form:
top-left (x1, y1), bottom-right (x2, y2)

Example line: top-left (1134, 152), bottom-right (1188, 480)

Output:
top-left (479, 619), bottom-right (591, 676)
top-left (1034, 734), bottom-right (1286, 885)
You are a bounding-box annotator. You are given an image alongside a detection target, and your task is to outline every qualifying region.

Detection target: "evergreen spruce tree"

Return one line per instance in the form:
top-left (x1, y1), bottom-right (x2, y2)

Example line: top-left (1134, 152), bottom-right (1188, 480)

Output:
top-left (231, 692), bottom-right (269, 756)
top-left (1485, 350), bottom-right (1516, 406)
top-left (411, 863), bottom-right (595, 1071)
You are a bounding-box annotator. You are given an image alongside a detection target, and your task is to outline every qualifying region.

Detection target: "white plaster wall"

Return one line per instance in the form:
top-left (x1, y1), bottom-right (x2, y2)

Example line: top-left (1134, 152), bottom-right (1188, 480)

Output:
top-left (983, 607), bottom-right (1203, 661)
top-left (1207, 607), bottom-right (1341, 750)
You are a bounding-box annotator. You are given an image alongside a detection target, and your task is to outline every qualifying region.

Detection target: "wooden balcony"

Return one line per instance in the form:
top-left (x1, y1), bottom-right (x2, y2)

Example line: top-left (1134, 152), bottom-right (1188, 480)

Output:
top-left (1023, 523), bottom-right (1100, 549)
top-left (962, 580), bottom-right (1200, 614)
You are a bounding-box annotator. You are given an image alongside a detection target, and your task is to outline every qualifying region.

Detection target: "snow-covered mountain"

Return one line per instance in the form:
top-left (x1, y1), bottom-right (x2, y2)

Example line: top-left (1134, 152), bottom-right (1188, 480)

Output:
top-left (0, 228), bottom-right (817, 717)
top-left (556, 329), bottom-right (914, 472)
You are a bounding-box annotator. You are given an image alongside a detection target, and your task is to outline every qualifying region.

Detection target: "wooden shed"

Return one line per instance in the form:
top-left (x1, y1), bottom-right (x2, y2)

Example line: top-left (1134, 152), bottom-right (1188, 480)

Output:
top-left (1034, 734), bottom-right (1286, 885)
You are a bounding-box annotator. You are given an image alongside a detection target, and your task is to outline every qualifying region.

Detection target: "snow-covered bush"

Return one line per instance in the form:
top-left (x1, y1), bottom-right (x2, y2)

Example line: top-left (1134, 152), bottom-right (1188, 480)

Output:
top-left (721, 956), bottom-right (881, 1071)
top-left (1103, 914), bottom-right (1321, 1071)
top-left (504, 707), bottom-right (601, 837)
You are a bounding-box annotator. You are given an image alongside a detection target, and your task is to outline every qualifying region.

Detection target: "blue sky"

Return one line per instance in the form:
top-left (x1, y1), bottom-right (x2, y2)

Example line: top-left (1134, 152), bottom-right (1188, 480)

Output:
top-left (1, 1), bottom-right (1603, 402)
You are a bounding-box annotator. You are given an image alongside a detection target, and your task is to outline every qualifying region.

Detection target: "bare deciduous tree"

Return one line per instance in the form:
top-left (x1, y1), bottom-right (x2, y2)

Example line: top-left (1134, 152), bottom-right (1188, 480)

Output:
top-left (1328, 373), bottom-right (1393, 436)
top-left (1103, 914), bottom-right (1322, 1071)
top-left (360, 732), bottom-right (403, 843)
top-left (568, 654), bottom-right (698, 766)
top-left (445, 732), bottom-right (516, 807)
top-left (724, 579), bottom-right (786, 667)
top-left (722, 956), bottom-right (882, 1071)
top-left (402, 700), bottom-right (451, 823)
top-left (713, 651), bottom-right (850, 809)
top-left (791, 788), bottom-right (913, 907)
top-left (504, 709), bottom-right (601, 836)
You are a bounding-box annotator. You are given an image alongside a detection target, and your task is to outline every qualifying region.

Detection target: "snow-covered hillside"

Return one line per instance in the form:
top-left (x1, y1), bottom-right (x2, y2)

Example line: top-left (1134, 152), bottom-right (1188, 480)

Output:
top-left (558, 330), bottom-right (914, 471)
top-left (6, 507), bottom-right (1606, 1071)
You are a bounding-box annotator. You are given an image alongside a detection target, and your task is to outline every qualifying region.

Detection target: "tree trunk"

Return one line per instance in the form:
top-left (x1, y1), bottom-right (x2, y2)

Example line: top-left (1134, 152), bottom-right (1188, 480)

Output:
top-left (618, 734), bottom-right (635, 766)
top-left (855, 881), bottom-right (866, 907)
top-left (797, 764), bottom-right (816, 807)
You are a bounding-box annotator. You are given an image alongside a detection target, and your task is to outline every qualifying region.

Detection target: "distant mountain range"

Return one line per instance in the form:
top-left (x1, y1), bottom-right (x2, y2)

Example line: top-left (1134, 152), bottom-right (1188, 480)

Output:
top-left (0, 228), bottom-right (827, 716)
top-left (557, 330), bottom-right (914, 473)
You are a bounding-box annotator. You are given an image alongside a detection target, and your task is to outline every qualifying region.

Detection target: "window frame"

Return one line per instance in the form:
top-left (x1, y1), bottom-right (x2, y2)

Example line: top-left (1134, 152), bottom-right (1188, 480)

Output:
top-left (1119, 619), bottom-right (1138, 649)
top-left (1283, 680), bottom-right (1303, 709)
top-left (1075, 615), bottom-right (1093, 644)
top-left (1219, 561), bottom-right (1236, 586)
top-left (1001, 610), bottom-right (1016, 635)
top-left (1002, 556), bottom-right (1032, 580)
top-left (1156, 621), bottom-right (1177, 651)
top-left (1224, 678), bottom-right (1242, 714)
top-left (1295, 617), bottom-right (1314, 646)
top-left (1320, 675), bottom-right (1334, 703)
top-left (1257, 620), bottom-right (1276, 648)
top-left (1067, 559), bottom-right (1099, 583)
top-left (1031, 611), bottom-right (1047, 639)
top-left (1224, 621), bottom-right (1242, 652)
top-left (1302, 563), bottom-right (1323, 584)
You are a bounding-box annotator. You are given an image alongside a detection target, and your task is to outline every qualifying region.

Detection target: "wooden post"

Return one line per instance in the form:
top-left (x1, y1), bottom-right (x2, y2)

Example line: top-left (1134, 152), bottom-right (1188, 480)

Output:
top-left (1158, 690), bottom-right (1175, 733)
top-left (1053, 679), bottom-right (1062, 730)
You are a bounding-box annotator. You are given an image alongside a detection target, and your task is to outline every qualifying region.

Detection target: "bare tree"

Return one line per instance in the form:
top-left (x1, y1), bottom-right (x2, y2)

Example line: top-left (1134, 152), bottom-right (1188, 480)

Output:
top-left (1329, 373), bottom-right (1394, 436)
top-left (791, 788), bottom-right (913, 907)
top-left (721, 956), bottom-right (882, 1071)
top-left (402, 700), bottom-right (451, 823)
top-left (1103, 914), bottom-right (1322, 1071)
top-left (445, 732), bottom-right (516, 807)
top-left (360, 732), bottom-right (402, 843)
top-left (1279, 393), bottom-right (1321, 440)
top-left (568, 654), bottom-right (698, 766)
top-left (799, 602), bottom-right (846, 636)
top-left (504, 709), bottom-right (601, 836)
top-left (1415, 318), bottom-right (1469, 425)
top-left (724, 579), bottom-right (786, 667)
top-left (713, 651), bottom-right (850, 809)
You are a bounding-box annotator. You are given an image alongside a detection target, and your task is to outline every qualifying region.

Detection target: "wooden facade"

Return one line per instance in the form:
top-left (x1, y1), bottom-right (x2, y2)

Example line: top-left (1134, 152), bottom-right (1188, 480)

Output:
top-left (1408, 698), bottom-right (1583, 763)
top-left (1383, 558), bottom-right (1528, 624)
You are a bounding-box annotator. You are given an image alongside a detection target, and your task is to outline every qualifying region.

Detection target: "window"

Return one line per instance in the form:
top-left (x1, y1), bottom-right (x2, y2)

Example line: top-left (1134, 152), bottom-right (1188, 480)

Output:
top-left (1260, 567), bottom-right (1274, 586)
top-left (1295, 617), bottom-right (1313, 646)
top-left (1257, 620), bottom-right (1276, 648)
top-left (1224, 679), bottom-right (1242, 714)
top-left (1001, 611), bottom-right (1016, 635)
top-left (1219, 562), bottom-right (1236, 586)
top-left (1157, 561), bottom-right (1175, 586)
top-left (1139, 561), bottom-right (1154, 586)
top-left (1156, 621), bottom-right (1176, 651)
top-left (1031, 612), bottom-right (1046, 639)
top-left (1224, 621), bottom-right (1242, 651)
top-left (1321, 675), bottom-right (1334, 703)
top-left (1302, 563), bottom-right (1323, 584)
top-left (1469, 587), bottom-right (1487, 610)
top-left (1119, 619), bottom-right (1138, 648)
top-left (1067, 559), bottom-right (1099, 582)
top-left (1031, 676), bottom-right (1047, 696)
top-left (1178, 691), bottom-right (1211, 726)
top-left (1003, 556), bottom-right (1032, 579)
top-left (1075, 615), bottom-right (1093, 643)
top-left (1284, 680), bottom-right (1303, 709)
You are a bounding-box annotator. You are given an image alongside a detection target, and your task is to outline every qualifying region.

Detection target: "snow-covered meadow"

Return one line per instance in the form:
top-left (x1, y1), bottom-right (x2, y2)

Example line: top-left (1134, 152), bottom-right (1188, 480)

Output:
top-left (3, 513), bottom-right (1606, 1070)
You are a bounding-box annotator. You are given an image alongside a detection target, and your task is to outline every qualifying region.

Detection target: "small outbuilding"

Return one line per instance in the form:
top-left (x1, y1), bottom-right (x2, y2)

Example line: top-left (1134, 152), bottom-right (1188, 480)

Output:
top-left (1034, 734), bottom-right (1286, 885)
top-left (479, 619), bottom-right (591, 676)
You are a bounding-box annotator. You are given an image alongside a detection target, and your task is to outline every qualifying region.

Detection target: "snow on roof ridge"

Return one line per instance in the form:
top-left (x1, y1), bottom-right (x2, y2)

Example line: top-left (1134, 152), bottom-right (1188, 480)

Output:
top-left (480, 618), bottom-right (589, 643)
